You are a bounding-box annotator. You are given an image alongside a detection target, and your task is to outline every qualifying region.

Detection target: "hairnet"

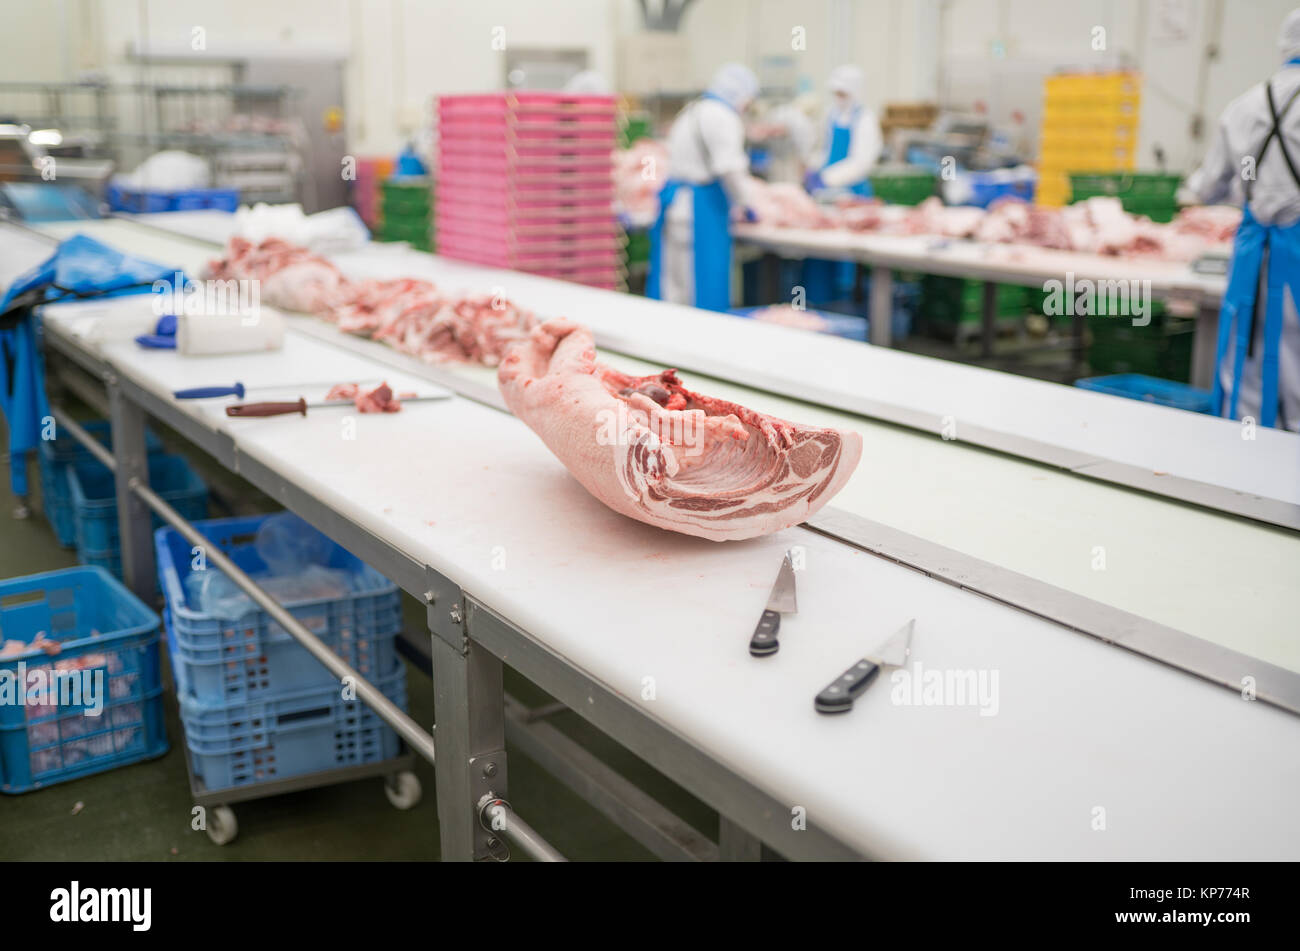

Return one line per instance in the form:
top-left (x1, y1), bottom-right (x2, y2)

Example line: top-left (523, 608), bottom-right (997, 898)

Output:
top-left (708, 63), bottom-right (760, 111)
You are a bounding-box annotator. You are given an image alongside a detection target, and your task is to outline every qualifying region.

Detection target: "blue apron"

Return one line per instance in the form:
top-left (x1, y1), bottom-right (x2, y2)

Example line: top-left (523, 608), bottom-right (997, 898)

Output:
top-left (646, 95), bottom-right (736, 313)
top-left (1211, 207), bottom-right (1300, 428)
top-left (1211, 77), bottom-right (1300, 429)
top-left (803, 109), bottom-right (873, 305)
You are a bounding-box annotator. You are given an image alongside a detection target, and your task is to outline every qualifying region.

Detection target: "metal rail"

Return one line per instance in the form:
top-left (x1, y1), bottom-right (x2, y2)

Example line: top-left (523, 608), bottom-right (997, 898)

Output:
top-left (480, 798), bottom-right (569, 863)
top-left (51, 409), bottom-right (564, 861)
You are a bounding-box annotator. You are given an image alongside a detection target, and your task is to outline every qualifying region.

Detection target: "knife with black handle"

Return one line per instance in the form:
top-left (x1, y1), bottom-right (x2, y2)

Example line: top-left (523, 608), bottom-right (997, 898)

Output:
top-left (749, 552), bottom-right (797, 657)
top-left (815, 657), bottom-right (883, 714)
top-left (814, 619), bottom-right (915, 715)
top-left (750, 609), bottom-right (782, 656)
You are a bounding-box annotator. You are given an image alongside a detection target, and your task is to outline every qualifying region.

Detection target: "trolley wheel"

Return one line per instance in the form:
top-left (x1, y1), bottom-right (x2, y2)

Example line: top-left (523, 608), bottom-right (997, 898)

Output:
top-left (384, 771), bottom-right (422, 810)
top-left (206, 805), bottom-right (238, 846)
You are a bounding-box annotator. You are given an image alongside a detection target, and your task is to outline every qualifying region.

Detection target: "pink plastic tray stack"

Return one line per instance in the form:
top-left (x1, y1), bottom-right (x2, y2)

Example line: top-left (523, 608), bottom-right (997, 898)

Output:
top-left (436, 92), bottom-right (624, 290)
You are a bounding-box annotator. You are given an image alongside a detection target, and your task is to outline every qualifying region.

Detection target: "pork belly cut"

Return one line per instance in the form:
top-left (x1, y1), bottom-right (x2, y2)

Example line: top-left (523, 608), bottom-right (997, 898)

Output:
top-left (499, 319), bottom-right (862, 541)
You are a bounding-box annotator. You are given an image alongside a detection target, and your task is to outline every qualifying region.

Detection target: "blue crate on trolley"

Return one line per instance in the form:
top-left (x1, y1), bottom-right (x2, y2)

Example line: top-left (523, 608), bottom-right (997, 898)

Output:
top-left (1074, 374), bottom-right (1214, 414)
top-left (66, 453), bottom-right (208, 570)
top-left (0, 566), bottom-right (167, 793)
top-left (155, 515), bottom-right (404, 705)
top-left (106, 184), bottom-right (240, 214)
top-left (38, 421), bottom-right (164, 548)
top-left (176, 657), bottom-right (406, 793)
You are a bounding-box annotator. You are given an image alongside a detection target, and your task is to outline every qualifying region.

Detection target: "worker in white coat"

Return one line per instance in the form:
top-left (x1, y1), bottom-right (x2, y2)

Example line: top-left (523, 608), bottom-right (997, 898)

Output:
top-left (1183, 8), bottom-right (1300, 431)
top-left (803, 65), bottom-right (883, 196)
top-left (802, 65), bottom-right (883, 304)
top-left (647, 63), bottom-right (760, 312)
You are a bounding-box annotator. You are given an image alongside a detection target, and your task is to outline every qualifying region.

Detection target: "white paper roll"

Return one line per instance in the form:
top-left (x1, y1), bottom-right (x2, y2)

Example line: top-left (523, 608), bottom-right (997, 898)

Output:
top-left (177, 308), bottom-right (285, 355)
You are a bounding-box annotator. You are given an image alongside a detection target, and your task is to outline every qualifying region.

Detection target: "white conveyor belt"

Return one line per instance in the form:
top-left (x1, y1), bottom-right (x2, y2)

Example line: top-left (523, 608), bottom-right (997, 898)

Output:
top-left (34, 295), bottom-right (1300, 860)
top-left (21, 216), bottom-right (1300, 674)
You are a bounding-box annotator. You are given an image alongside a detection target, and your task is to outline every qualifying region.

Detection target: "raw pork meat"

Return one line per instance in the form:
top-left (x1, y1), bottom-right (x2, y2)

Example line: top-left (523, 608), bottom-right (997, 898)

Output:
top-left (498, 319), bottom-right (861, 542)
top-left (207, 237), bottom-right (349, 314)
top-left (325, 382), bottom-right (403, 413)
top-left (746, 179), bottom-right (836, 229)
top-left (204, 238), bottom-right (535, 365)
top-left (825, 194), bottom-right (1239, 262)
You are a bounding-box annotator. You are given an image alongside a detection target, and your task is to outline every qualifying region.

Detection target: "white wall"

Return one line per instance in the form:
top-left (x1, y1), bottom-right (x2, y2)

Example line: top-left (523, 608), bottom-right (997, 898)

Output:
top-left (1, 0), bottom-right (1295, 168)
top-left (934, 0), bottom-right (1299, 171)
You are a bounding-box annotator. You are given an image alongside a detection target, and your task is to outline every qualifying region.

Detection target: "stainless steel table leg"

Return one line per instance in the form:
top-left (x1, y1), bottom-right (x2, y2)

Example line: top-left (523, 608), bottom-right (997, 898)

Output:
top-left (108, 380), bottom-right (154, 600)
top-left (869, 265), bottom-right (893, 348)
top-left (719, 816), bottom-right (762, 861)
top-left (430, 625), bottom-right (507, 862)
top-left (1192, 297), bottom-right (1220, 390)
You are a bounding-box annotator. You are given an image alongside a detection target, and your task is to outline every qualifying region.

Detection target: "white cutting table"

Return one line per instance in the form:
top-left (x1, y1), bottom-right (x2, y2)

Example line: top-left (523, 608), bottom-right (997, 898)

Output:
top-left (11, 216), bottom-right (1300, 860)
top-left (32, 293), bottom-right (1300, 860)
top-left (27, 215), bottom-right (1300, 672)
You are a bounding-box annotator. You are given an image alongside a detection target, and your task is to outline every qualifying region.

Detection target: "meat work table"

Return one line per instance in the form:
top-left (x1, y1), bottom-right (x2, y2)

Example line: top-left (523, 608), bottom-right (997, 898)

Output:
top-left (7, 215), bottom-right (1299, 861)
top-left (730, 221), bottom-right (1229, 387)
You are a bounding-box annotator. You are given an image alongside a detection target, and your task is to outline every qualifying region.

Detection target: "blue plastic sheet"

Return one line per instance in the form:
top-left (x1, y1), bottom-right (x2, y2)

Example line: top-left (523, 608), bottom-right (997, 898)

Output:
top-left (0, 234), bottom-right (178, 496)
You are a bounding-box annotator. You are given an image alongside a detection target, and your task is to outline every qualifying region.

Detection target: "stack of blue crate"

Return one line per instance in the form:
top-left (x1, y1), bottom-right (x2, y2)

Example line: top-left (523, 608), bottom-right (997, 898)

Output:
top-left (154, 515), bottom-right (408, 795)
top-left (66, 453), bottom-right (208, 582)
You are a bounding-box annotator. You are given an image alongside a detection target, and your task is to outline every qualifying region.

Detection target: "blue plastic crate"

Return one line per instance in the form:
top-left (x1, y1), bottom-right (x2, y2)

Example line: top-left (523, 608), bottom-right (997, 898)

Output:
top-left (949, 171), bottom-right (1037, 208)
top-left (38, 421), bottom-right (163, 549)
top-left (155, 515), bottom-right (403, 704)
top-left (67, 452), bottom-right (208, 558)
top-left (178, 662), bottom-right (406, 793)
top-left (0, 566), bottom-right (167, 793)
top-left (107, 185), bottom-right (239, 214)
top-left (1074, 374), bottom-right (1214, 414)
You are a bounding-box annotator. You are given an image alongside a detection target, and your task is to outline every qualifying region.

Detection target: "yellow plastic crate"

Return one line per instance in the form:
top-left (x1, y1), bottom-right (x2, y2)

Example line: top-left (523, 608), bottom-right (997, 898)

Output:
top-left (1040, 116), bottom-right (1138, 139)
top-left (1040, 143), bottom-right (1137, 168)
top-left (1043, 96), bottom-right (1141, 120)
top-left (1044, 72), bottom-right (1140, 98)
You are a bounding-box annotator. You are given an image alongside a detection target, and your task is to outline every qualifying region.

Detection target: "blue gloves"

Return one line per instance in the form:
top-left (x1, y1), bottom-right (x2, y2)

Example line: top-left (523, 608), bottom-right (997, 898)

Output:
top-left (803, 170), bottom-right (826, 193)
top-left (741, 206), bottom-right (759, 223)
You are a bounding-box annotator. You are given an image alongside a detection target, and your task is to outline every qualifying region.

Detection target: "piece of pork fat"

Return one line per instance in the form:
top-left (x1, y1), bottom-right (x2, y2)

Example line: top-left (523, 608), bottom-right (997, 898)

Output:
top-left (498, 319), bottom-right (863, 541)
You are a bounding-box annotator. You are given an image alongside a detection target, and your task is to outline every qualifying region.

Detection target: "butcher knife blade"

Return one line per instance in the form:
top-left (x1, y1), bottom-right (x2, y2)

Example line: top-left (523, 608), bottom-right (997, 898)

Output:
top-left (749, 552), bottom-right (797, 657)
top-left (814, 619), bottom-right (915, 714)
top-left (225, 390), bottom-right (451, 417)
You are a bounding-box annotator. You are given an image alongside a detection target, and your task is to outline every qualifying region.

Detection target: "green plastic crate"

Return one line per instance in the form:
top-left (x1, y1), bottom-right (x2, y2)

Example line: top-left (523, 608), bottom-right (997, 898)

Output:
top-left (381, 194), bottom-right (431, 220)
top-left (619, 114), bottom-right (654, 148)
top-left (869, 171), bottom-right (936, 206)
top-left (624, 230), bottom-right (651, 267)
top-left (921, 276), bottom-right (1030, 330)
top-left (380, 179), bottom-right (432, 215)
top-left (380, 205), bottom-right (431, 228)
top-left (1069, 172), bottom-right (1181, 200)
top-left (1087, 305), bottom-right (1191, 382)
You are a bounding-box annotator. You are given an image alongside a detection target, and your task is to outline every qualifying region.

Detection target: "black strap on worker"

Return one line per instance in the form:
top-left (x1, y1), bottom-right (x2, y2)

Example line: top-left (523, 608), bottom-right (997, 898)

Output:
top-left (1246, 79), bottom-right (1300, 201)
top-left (1240, 80), bottom-right (1300, 360)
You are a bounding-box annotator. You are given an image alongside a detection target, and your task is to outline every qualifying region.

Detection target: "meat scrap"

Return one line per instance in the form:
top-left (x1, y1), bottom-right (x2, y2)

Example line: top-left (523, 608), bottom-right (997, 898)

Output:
top-left (499, 319), bottom-right (862, 542)
top-left (325, 381), bottom-right (403, 413)
top-left (204, 238), bottom-right (535, 365)
top-left (829, 194), bottom-right (1240, 263)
